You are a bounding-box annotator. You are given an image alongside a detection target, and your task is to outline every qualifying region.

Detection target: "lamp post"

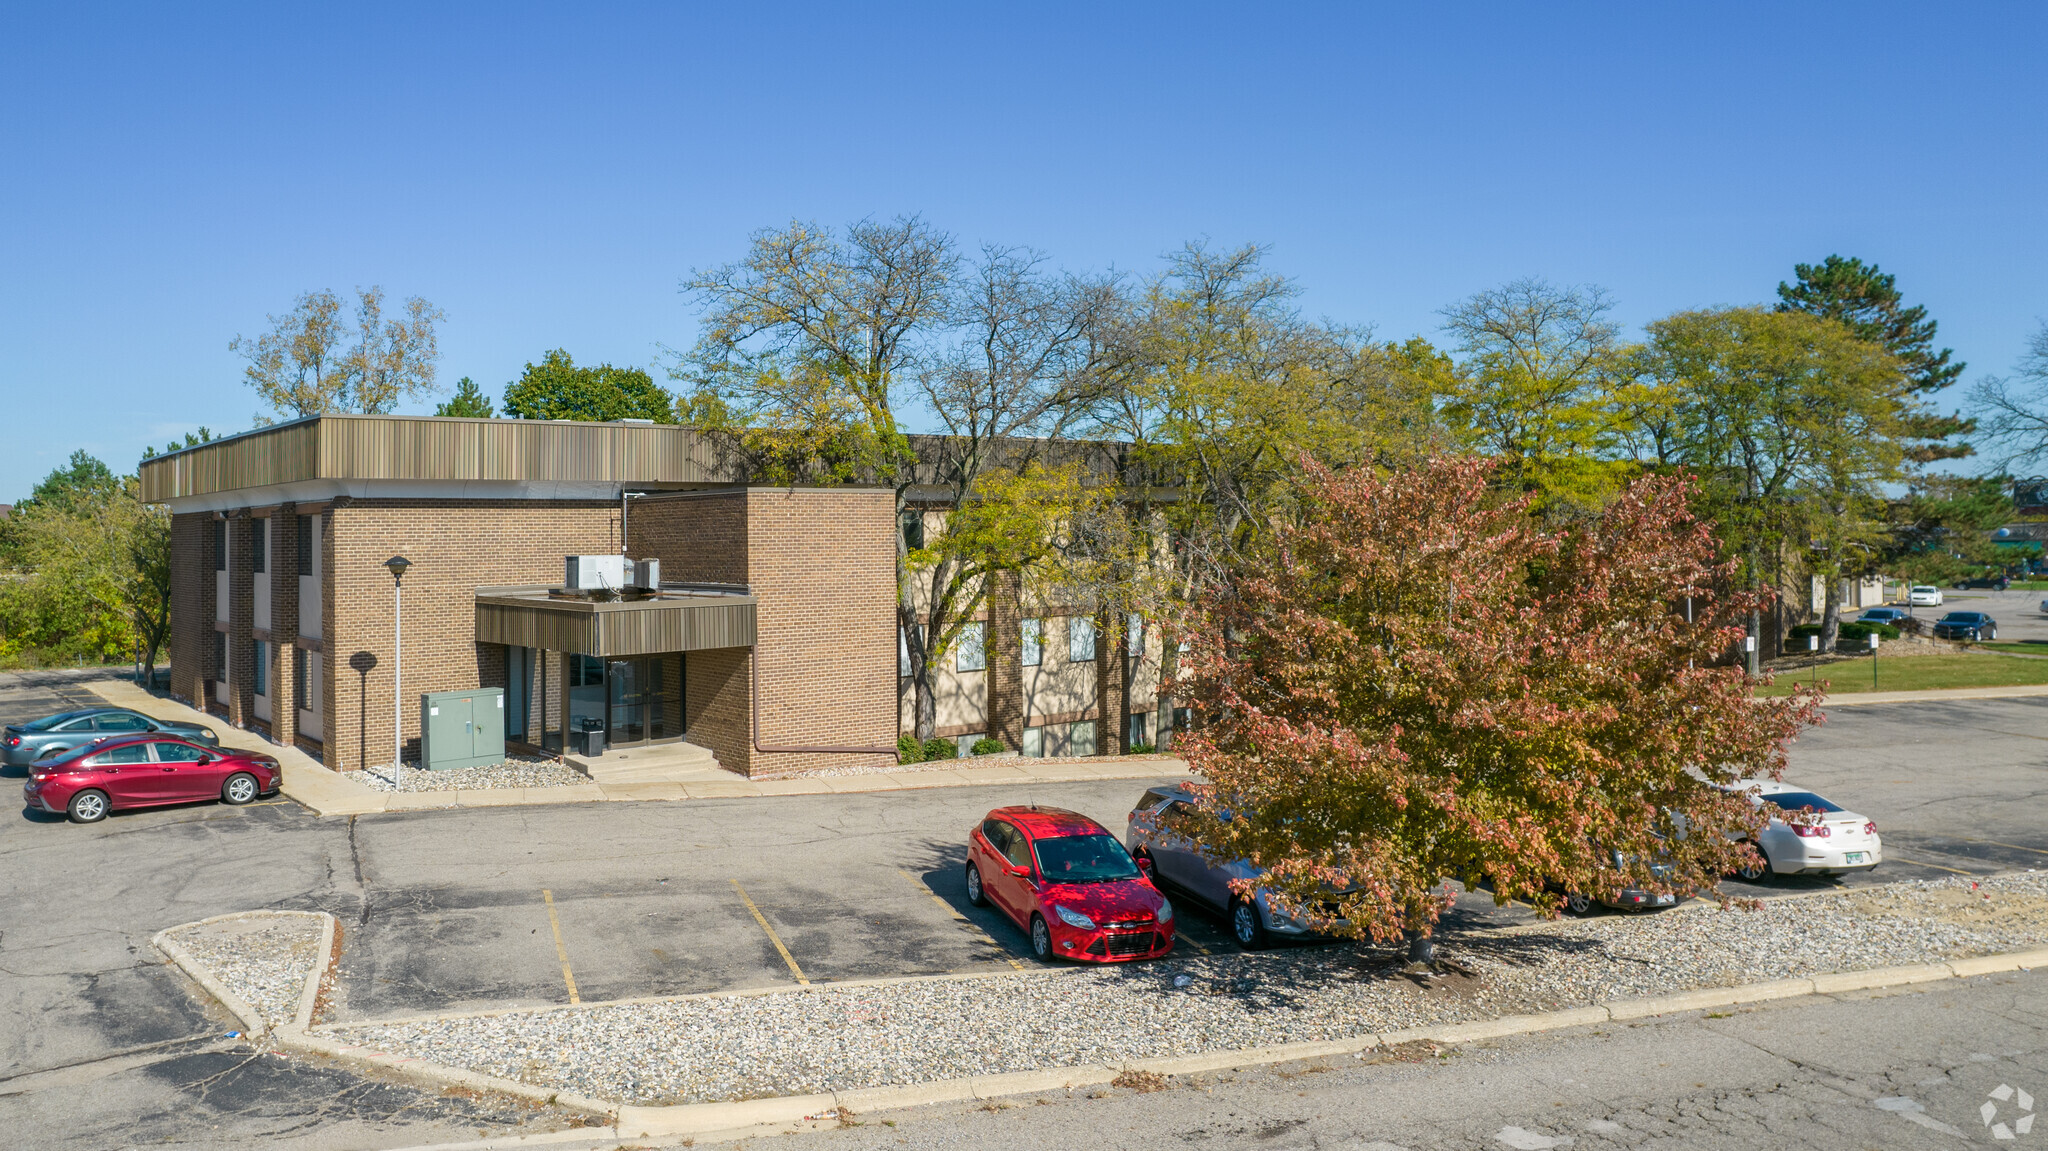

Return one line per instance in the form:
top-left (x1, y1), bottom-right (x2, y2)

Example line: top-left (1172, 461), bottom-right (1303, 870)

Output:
top-left (384, 556), bottom-right (412, 787)
top-left (1869, 631), bottom-right (1880, 690)
top-left (1808, 634), bottom-right (1818, 687)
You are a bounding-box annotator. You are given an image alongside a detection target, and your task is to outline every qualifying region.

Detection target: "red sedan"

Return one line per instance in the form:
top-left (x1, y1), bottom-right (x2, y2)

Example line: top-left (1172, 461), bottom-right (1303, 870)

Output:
top-left (966, 805), bottom-right (1175, 962)
top-left (22, 734), bottom-right (282, 823)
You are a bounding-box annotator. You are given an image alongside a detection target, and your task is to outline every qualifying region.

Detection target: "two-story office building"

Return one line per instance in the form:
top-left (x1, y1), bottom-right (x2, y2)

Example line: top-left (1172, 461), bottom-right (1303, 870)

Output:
top-left (142, 415), bottom-right (1163, 777)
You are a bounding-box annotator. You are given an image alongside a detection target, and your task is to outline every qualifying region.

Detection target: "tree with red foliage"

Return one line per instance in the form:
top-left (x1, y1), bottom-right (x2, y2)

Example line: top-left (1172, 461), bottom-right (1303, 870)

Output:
top-left (1169, 457), bottom-right (1821, 961)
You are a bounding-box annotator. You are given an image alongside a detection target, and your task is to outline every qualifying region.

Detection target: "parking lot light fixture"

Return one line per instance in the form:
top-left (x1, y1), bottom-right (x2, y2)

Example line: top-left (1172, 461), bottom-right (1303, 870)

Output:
top-left (1868, 632), bottom-right (1879, 689)
top-left (385, 556), bottom-right (411, 787)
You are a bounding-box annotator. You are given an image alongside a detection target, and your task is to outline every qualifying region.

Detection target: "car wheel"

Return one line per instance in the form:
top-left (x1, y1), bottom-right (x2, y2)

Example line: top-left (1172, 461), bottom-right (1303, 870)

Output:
top-left (1029, 914), bottom-right (1054, 962)
top-left (222, 772), bottom-right (260, 805)
top-left (1736, 844), bottom-right (1771, 882)
top-left (66, 789), bottom-right (109, 824)
top-left (965, 862), bottom-right (987, 907)
top-left (1231, 898), bottom-right (1269, 950)
top-left (1564, 891), bottom-right (1598, 917)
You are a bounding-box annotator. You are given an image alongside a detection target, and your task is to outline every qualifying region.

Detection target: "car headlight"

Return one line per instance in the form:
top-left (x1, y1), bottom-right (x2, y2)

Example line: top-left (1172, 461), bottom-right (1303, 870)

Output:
top-left (1154, 898), bottom-right (1173, 924)
top-left (1053, 905), bottom-right (1096, 930)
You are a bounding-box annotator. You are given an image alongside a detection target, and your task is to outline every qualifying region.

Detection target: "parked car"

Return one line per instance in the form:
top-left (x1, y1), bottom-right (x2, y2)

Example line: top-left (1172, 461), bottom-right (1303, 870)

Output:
top-left (1722, 780), bottom-right (1882, 879)
top-left (1958, 574), bottom-right (2011, 591)
top-left (22, 735), bottom-right (279, 823)
top-left (966, 805), bottom-right (1175, 962)
top-left (1558, 843), bottom-right (1693, 916)
top-left (1125, 785), bottom-right (1345, 948)
top-left (1907, 585), bottom-right (1944, 607)
top-left (1931, 611), bottom-right (1998, 641)
top-left (3, 707), bottom-right (219, 768)
top-left (1855, 607), bottom-right (1910, 627)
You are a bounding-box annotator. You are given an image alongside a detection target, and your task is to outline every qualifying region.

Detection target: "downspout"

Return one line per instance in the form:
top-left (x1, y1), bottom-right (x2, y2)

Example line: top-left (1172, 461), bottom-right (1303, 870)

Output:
top-left (751, 646), bottom-right (900, 756)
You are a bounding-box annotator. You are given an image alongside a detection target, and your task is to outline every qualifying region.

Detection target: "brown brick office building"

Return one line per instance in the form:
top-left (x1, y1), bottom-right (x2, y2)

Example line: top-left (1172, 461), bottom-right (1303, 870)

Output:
top-left (142, 415), bottom-right (1163, 779)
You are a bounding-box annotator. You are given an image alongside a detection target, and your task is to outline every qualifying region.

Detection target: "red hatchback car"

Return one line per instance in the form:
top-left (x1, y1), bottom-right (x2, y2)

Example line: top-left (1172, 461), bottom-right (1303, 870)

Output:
top-left (966, 805), bottom-right (1175, 963)
top-left (22, 735), bottom-right (281, 823)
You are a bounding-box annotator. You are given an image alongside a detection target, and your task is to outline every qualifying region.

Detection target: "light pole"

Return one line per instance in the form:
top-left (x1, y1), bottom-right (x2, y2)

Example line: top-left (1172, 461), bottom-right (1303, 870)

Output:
top-left (1868, 631), bottom-right (1880, 690)
top-left (384, 556), bottom-right (412, 786)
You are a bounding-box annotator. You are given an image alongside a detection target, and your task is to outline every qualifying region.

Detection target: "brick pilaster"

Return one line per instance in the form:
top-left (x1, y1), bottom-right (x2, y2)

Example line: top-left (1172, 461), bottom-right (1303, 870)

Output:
top-left (227, 514), bottom-right (255, 728)
top-left (269, 509), bottom-right (299, 748)
top-left (986, 570), bottom-right (1024, 753)
top-left (169, 513), bottom-right (210, 706)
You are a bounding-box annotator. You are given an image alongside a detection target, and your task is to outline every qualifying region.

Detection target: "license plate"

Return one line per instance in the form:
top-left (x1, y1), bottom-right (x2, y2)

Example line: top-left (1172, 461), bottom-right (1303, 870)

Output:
top-left (1844, 852), bottom-right (1866, 864)
top-left (1655, 894), bottom-right (1675, 905)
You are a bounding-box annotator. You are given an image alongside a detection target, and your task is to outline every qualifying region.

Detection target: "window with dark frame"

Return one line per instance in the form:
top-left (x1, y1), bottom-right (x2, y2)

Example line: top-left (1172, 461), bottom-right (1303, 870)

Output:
top-left (251, 520), bottom-right (266, 574)
top-left (213, 520), bottom-right (226, 571)
top-left (213, 630), bottom-right (226, 679)
top-left (297, 515), bottom-right (314, 575)
top-left (294, 651), bottom-right (309, 711)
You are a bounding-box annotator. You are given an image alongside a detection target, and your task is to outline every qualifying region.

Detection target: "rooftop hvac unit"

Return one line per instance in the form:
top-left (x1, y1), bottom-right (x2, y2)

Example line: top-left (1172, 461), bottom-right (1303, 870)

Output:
top-left (631, 558), bottom-right (660, 589)
top-left (565, 554), bottom-right (627, 590)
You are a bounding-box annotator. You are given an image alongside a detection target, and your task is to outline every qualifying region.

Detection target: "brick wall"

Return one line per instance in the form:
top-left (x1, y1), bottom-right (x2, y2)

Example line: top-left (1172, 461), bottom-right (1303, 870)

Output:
top-left (267, 509), bottom-right (299, 747)
top-left (742, 488), bottom-right (899, 776)
top-left (325, 498), bottom-right (617, 772)
top-left (631, 491), bottom-right (747, 583)
top-left (227, 515), bottom-right (255, 726)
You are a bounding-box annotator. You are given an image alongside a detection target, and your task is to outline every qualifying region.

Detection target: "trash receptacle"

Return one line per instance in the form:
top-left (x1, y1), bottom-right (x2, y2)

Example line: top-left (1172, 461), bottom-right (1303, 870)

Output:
top-left (577, 718), bottom-right (605, 758)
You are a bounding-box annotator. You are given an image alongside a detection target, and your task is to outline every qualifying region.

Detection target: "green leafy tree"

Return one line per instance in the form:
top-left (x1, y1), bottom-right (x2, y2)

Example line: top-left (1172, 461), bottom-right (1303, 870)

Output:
top-left (0, 456), bottom-right (166, 671)
top-left (1884, 476), bottom-right (2015, 585)
top-left (141, 428), bottom-right (217, 460)
top-left (502, 350), bottom-right (673, 422)
top-left (435, 377), bottom-right (497, 418)
top-left (1170, 457), bottom-right (1819, 962)
top-left (1776, 255), bottom-right (1970, 462)
top-left (1643, 308), bottom-right (1911, 657)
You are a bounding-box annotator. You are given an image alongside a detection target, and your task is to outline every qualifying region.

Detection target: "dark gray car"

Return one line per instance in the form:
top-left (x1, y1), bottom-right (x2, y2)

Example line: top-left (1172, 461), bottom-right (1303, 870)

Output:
top-left (1125, 784), bottom-right (1345, 949)
top-left (2, 708), bottom-right (219, 767)
top-left (1931, 611), bottom-right (1997, 641)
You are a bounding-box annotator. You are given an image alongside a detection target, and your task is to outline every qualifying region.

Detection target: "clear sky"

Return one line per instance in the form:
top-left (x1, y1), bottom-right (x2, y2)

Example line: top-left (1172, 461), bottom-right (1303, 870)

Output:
top-left (3, 3), bottom-right (2043, 500)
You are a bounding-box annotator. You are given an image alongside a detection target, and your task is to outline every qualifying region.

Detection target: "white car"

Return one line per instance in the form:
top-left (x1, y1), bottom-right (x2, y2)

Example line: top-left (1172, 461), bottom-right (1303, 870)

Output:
top-left (1908, 585), bottom-right (1944, 607)
top-left (1725, 780), bottom-right (1882, 880)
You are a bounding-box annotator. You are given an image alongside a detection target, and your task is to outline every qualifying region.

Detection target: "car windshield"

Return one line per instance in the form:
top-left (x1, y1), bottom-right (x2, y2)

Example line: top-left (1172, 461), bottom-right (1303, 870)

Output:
top-left (1763, 791), bottom-right (1843, 814)
top-left (19, 710), bottom-right (90, 732)
top-left (1938, 613), bottom-right (1983, 623)
top-left (1032, 832), bottom-right (1142, 883)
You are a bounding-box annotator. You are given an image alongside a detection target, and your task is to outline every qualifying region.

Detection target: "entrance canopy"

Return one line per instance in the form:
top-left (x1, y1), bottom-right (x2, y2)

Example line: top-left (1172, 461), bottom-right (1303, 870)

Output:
top-left (475, 584), bottom-right (755, 656)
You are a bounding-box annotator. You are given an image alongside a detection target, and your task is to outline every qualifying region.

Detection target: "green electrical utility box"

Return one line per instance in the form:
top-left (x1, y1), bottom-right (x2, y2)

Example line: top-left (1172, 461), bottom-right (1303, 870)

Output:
top-left (420, 688), bottom-right (506, 771)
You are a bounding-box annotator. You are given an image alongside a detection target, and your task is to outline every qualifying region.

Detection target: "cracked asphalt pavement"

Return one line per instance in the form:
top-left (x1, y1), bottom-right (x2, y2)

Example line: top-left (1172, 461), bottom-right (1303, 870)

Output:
top-left (3, 670), bottom-right (2046, 1148)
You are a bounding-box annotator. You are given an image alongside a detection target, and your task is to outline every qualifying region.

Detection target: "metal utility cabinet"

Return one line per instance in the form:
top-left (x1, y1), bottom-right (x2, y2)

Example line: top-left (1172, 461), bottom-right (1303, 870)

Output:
top-left (420, 688), bottom-right (506, 770)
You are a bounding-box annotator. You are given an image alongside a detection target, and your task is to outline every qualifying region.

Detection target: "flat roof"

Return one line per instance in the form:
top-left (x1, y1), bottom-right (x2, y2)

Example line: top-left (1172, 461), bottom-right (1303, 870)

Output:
top-left (474, 584), bottom-right (756, 656)
top-left (139, 414), bottom-right (740, 504)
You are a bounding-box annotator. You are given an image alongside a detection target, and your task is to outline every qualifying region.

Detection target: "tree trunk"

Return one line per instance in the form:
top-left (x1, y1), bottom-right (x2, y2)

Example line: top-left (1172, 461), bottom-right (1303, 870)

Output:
top-left (1155, 633), bottom-right (1181, 752)
top-left (1819, 575), bottom-right (1844, 654)
top-left (1404, 928), bottom-right (1435, 965)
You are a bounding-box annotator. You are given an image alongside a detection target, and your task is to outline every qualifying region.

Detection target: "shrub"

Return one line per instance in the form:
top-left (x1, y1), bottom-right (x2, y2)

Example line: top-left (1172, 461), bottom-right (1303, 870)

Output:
top-left (922, 737), bottom-right (958, 761)
top-left (1786, 621), bottom-right (1901, 648)
top-left (970, 737), bottom-right (1005, 756)
top-left (1127, 741), bottom-right (1156, 755)
top-left (897, 733), bottom-right (923, 763)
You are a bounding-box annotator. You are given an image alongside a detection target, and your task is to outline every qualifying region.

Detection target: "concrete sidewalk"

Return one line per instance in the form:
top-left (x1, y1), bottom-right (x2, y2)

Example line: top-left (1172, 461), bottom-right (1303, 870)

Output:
top-left (1817, 682), bottom-right (2048, 706)
top-left (77, 678), bottom-right (1190, 816)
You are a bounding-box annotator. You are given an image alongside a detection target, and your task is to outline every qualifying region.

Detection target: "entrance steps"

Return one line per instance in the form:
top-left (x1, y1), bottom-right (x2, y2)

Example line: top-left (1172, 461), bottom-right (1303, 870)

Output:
top-left (566, 740), bottom-right (738, 785)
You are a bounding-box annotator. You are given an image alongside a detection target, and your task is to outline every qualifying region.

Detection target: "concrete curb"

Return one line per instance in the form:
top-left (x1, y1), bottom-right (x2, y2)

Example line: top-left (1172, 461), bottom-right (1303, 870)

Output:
top-left (152, 932), bottom-right (269, 1042)
top-left (159, 904), bottom-right (2048, 1147)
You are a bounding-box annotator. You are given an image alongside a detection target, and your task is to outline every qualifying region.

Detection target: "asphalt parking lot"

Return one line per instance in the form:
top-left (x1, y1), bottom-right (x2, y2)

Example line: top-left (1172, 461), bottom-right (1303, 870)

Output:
top-left (4, 675), bottom-right (2047, 1148)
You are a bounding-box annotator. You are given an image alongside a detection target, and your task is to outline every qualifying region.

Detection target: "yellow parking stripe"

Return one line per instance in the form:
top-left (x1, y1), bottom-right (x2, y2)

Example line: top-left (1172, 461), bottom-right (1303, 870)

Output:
top-left (899, 869), bottom-right (1026, 970)
top-left (1965, 838), bottom-right (2048, 857)
top-left (731, 879), bottom-right (809, 985)
top-left (540, 889), bottom-right (581, 1004)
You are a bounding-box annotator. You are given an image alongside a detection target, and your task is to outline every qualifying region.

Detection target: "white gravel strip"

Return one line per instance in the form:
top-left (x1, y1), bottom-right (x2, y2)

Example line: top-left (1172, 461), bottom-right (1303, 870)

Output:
top-left (791, 753), bottom-right (1184, 778)
top-left (329, 871), bottom-right (2048, 1106)
top-left (164, 914), bottom-right (324, 1030)
top-left (347, 755), bottom-right (589, 792)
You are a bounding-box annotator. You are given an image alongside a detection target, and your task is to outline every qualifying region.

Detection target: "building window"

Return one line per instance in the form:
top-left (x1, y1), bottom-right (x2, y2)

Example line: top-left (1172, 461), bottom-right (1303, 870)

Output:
top-left (1068, 720), bottom-right (1098, 757)
top-left (900, 510), bottom-right (925, 551)
top-left (1069, 617), bottom-right (1095, 662)
top-left (251, 520), bottom-right (266, 574)
top-left (213, 630), bottom-right (226, 678)
top-left (1127, 612), bottom-right (1144, 656)
top-left (294, 651), bottom-right (309, 711)
top-left (1020, 619), bottom-right (1042, 666)
top-left (1022, 726), bottom-right (1044, 758)
top-left (213, 520), bottom-right (226, 571)
top-left (297, 515), bottom-right (315, 574)
top-left (252, 641), bottom-right (269, 697)
top-left (954, 621), bottom-right (986, 672)
top-left (956, 732), bottom-right (987, 756)
top-left (899, 625), bottom-right (923, 677)
top-left (570, 654), bottom-right (605, 687)
top-left (1130, 711), bottom-right (1149, 747)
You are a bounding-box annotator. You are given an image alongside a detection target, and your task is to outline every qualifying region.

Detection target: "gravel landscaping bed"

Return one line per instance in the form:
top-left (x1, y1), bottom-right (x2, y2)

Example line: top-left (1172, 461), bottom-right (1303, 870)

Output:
top-left (164, 913), bottom-right (324, 1029)
top-left (329, 871), bottom-right (2048, 1106)
top-left (346, 755), bottom-right (590, 792)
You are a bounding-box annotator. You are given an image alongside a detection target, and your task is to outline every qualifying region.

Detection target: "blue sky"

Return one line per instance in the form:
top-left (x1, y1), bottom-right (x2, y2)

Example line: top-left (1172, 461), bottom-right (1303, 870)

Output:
top-left (2, 3), bottom-right (2043, 499)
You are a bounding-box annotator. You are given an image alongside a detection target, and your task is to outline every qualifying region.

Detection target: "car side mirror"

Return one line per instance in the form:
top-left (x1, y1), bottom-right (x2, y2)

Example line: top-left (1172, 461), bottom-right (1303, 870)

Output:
top-left (1136, 855), bottom-right (1156, 876)
top-left (1006, 864), bottom-right (1031, 879)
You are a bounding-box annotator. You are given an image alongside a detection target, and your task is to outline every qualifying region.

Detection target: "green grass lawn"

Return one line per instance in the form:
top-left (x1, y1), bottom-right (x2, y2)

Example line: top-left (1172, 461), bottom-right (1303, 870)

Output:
top-left (1975, 641), bottom-right (2048, 655)
top-left (1755, 652), bottom-right (2048, 696)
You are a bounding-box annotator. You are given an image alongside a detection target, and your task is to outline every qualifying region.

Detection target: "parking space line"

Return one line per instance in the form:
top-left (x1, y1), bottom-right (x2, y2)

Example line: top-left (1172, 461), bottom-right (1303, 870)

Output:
top-left (731, 879), bottom-right (809, 985)
top-left (897, 869), bottom-right (1025, 970)
top-left (1963, 838), bottom-right (2048, 856)
top-left (1887, 855), bottom-right (1981, 875)
top-left (540, 889), bottom-right (581, 1004)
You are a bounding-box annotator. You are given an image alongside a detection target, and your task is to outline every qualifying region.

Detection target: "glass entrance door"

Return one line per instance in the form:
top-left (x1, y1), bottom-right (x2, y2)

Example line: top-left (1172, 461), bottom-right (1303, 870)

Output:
top-left (605, 654), bottom-right (684, 746)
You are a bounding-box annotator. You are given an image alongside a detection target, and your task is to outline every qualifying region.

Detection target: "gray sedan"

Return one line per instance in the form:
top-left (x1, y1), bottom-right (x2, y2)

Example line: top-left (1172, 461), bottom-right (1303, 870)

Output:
top-left (3, 708), bottom-right (219, 767)
top-left (1125, 784), bottom-right (1342, 949)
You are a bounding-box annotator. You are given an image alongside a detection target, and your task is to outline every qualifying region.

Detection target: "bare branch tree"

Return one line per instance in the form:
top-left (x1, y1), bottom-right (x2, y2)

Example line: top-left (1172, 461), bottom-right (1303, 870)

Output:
top-left (1969, 322), bottom-right (2048, 468)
